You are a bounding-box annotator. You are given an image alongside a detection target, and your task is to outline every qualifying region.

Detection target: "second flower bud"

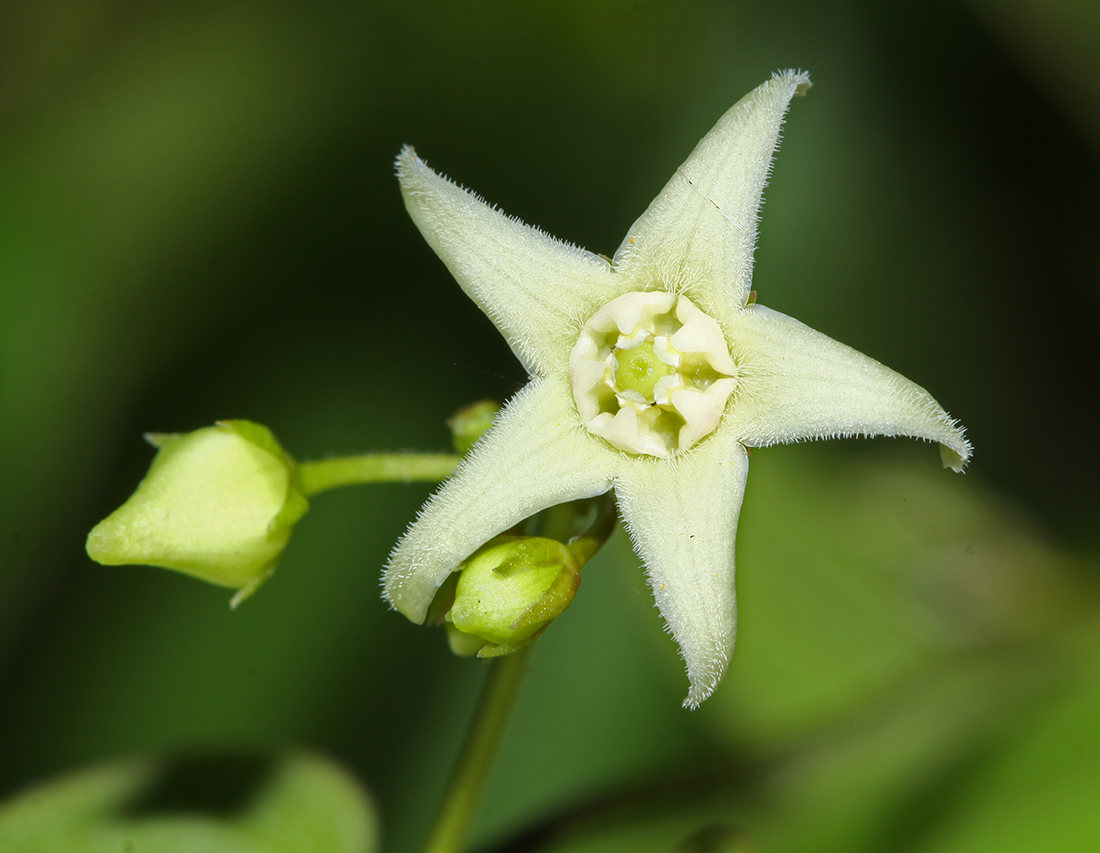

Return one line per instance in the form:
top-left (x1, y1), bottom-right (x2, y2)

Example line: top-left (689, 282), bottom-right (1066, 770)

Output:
top-left (442, 535), bottom-right (582, 658)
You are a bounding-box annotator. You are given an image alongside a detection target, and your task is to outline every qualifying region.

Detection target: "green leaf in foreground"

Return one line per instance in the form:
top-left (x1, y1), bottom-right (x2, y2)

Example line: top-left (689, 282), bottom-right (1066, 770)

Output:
top-left (0, 752), bottom-right (378, 853)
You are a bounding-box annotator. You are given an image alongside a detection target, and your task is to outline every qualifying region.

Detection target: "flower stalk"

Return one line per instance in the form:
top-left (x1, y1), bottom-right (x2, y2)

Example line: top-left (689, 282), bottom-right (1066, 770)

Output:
top-left (421, 645), bottom-right (533, 853)
top-left (298, 453), bottom-right (461, 497)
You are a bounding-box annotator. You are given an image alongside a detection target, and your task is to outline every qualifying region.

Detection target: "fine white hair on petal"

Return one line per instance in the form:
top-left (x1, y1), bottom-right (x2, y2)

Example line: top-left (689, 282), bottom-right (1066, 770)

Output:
top-left (611, 70), bottom-right (812, 332)
top-left (389, 70), bottom-right (972, 709)
top-left (382, 376), bottom-right (617, 623)
top-left (613, 426), bottom-right (750, 708)
top-left (395, 147), bottom-right (624, 378)
top-left (726, 305), bottom-right (972, 468)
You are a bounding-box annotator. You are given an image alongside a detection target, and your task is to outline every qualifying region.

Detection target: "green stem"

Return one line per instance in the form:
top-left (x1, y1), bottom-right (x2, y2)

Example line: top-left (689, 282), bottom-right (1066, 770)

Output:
top-left (422, 646), bottom-right (534, 853)
top-left (297, 453), bottom-right (461, 497)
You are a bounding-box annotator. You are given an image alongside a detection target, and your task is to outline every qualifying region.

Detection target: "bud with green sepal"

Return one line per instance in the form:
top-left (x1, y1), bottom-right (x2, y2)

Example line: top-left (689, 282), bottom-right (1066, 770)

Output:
top-left (432, 492), bottom-right (618, 657)
top-left (444, 535), bottom-right (582, 657)
top-left (86, 420), bottom-right (308, 607)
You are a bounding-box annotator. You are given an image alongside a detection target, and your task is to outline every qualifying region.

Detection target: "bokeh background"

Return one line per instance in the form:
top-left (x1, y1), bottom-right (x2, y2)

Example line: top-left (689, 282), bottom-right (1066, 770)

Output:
top-left (2, 1), bottom-right (1099, 851)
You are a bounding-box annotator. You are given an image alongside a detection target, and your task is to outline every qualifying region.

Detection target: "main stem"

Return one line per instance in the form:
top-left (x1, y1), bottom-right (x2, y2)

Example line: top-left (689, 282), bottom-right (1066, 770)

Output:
top-left (422, 646), bottom-right (534, 853)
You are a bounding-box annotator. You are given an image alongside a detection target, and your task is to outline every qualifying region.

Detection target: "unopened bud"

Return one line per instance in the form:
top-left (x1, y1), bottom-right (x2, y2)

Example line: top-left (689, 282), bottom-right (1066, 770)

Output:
top-left (86, 420), bottom-right (308, 606)
top-left (446, 535), bottom-right (581, 655)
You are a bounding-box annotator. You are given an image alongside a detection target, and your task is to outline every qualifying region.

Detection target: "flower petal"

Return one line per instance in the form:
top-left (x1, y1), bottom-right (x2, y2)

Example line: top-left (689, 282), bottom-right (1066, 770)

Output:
top-left (396, 147), bottom-right (621, 376)
top-left (383, 377), bottom-right (616, 622)
top-left (613, 70), bottom-right (811, 327)
top-left (614, 427), bottom-right (749, 708)
top-left (727, 305), bottom-right (972, 469)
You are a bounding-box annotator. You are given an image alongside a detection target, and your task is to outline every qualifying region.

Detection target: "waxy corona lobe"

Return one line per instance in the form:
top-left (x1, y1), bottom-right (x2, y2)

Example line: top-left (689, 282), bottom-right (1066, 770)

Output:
top-left (384, 71), bottom-right (970, 707)
top-left (571, 290), bottom-right (739, 457)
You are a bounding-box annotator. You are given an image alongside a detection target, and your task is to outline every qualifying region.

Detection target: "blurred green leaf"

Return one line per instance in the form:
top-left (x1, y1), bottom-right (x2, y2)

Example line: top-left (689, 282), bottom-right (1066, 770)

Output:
top-left (914, 618), bottom-right (1100, 853)
top-left (709, 447), bottom-right (1086, 747)
top-left (0, 752), bottom-right (378, 853)
top-left (477, 449), bottom-right (1099, 853)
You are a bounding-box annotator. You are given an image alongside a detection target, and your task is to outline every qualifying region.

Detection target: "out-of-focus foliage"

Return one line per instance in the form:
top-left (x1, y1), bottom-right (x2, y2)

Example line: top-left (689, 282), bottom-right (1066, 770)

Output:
top-left (1, 1), bottom-right (1097, 852)
top-left (475, 450), bottom-right (1100, 852)
top-left (0, 752), bottom-right (378, 853)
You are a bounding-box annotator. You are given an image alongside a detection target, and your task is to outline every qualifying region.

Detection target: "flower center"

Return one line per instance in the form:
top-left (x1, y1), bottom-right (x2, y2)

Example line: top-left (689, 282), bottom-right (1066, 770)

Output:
top-left (569, 291), bottom-right (738, 457)
top-left (612, 336), bottom-right (676, 401)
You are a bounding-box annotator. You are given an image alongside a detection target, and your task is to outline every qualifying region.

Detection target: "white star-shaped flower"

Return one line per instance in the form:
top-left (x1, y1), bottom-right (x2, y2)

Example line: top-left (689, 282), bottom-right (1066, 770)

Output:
top-left (383, 70), bottom-right (970, 707)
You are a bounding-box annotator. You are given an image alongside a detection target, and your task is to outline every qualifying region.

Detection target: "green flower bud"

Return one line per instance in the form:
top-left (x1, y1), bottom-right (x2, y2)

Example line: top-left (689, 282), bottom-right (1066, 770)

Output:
top-left (446, 535), bottom-right (581, 656)
top-left (447, 400), bottom-right (501, 456)
top-left (86, 420), bottom-right (308, 606)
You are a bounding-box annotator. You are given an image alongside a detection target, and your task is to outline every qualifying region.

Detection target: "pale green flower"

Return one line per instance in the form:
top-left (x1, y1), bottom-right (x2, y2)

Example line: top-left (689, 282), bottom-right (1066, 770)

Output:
top-left (384, 71), bottom-right (970, 707)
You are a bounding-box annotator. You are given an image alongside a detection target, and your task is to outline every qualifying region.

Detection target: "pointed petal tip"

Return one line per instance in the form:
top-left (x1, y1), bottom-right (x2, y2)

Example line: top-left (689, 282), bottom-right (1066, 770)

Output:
top-left (395, 146), bottom-right (447, 198)
top-left (940, 432), bottom-right (973, 473)
top-left (652, 596), bottom-right (733, 711)
top-left (682, 670), bottom-right (723, 710)
top-left (395, 145), bottom-right (431, 191)
top-left (673, 619), bottom-right (730, 709)
top-left (773, 68), bottom-right (813, 96)
top-left (394, 144), bottom-right (417, 170)
top-left (934, 411), bottom-right (972, 473)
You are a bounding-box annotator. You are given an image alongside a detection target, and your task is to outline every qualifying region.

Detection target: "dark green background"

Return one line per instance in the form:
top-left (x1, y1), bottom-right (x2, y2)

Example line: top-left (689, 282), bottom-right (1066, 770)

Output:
top-left (2, 1), bottom-right (1099, 851)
